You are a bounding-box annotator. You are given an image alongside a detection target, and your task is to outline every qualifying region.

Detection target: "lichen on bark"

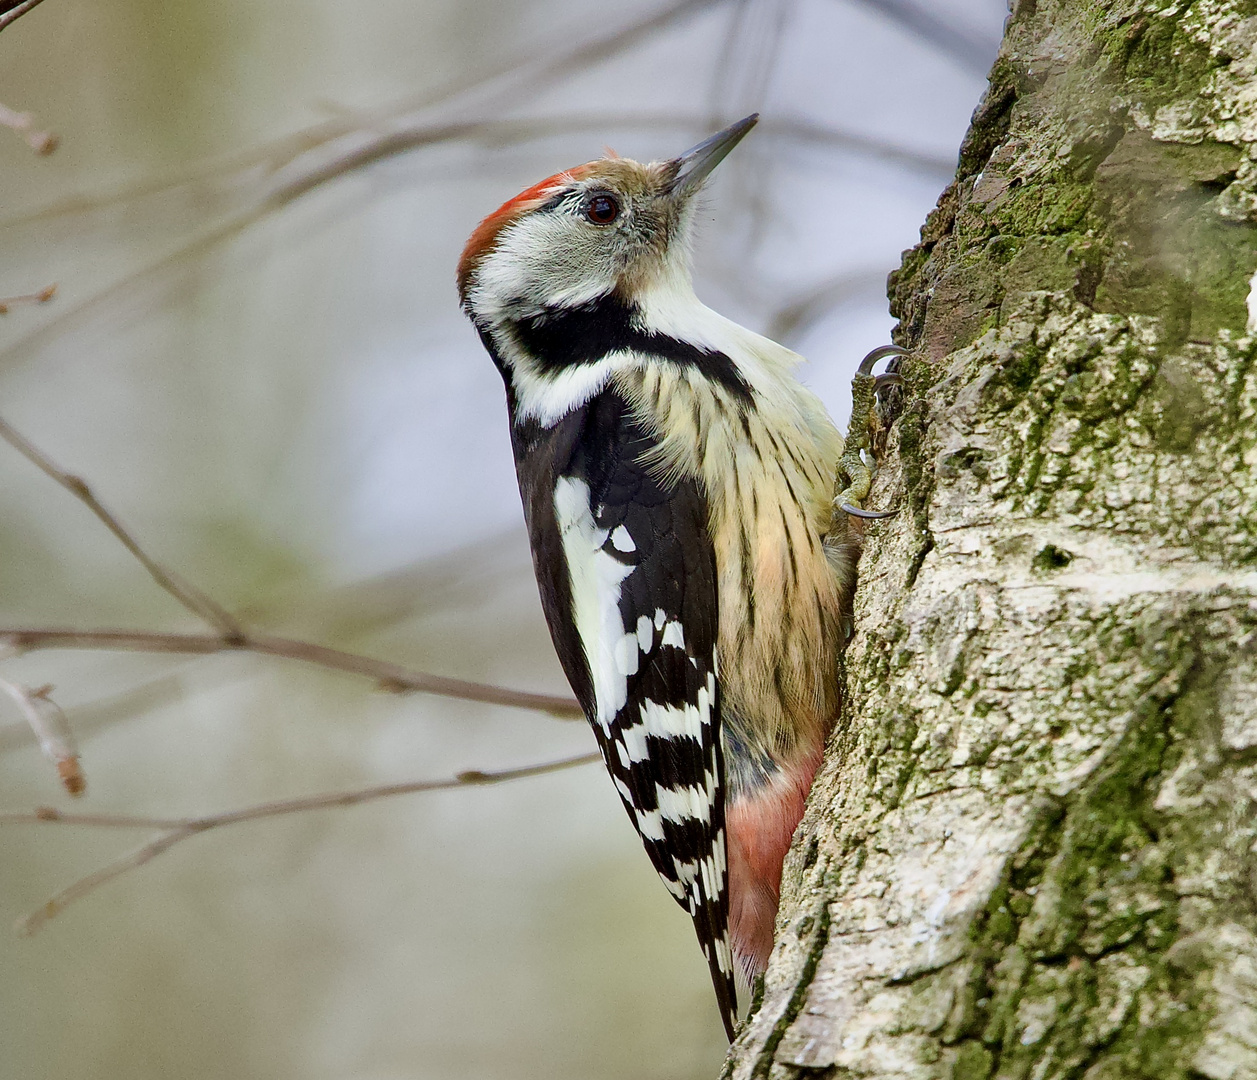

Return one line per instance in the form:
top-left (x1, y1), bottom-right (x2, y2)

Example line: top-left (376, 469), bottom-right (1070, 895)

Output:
top-left (724, 2), bottom-right (1257, 1078)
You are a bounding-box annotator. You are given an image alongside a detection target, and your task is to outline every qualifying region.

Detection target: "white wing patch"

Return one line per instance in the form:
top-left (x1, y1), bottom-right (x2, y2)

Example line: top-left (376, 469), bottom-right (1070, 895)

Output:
top-left (610, 525), bottom-right (636, 553)
top-left (614, 633), bottom-right (641, 678)
top-left (660, 620), bottom-right (686, 650)
top-left (549, 464), bottom-right (734, 1030)
top-left (553, 475), bottom-right (634, 728)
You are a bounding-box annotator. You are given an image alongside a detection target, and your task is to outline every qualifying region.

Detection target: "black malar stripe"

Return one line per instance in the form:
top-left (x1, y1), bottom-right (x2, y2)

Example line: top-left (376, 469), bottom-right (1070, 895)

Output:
top-left (506, 293), bottom-right (753, 405)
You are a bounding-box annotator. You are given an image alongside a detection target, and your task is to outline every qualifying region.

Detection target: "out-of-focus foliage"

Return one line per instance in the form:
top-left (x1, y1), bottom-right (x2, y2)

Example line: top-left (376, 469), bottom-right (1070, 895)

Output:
top-left (0, 1), bottom-right (1003, 1076)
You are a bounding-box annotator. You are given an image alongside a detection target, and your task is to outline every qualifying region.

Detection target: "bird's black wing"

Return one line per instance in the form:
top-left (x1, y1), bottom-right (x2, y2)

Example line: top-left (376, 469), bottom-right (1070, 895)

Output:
top-left (512, 390), bottom-right (737, 1040)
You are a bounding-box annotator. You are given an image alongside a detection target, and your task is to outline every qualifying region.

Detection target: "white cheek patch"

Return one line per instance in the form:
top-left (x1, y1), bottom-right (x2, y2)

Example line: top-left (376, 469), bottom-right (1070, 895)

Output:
top-left (477, 213), bottom-right (618, 319)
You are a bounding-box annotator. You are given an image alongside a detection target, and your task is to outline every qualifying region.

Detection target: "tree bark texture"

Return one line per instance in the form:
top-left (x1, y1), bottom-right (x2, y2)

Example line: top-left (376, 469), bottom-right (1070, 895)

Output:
top-left (726, 3), bottom-right (1257, 1078)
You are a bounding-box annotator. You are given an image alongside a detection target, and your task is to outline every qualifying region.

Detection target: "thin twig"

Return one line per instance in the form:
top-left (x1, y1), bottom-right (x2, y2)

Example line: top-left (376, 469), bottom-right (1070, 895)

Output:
top-left (0, 0), bottom-right (49, 33)
top-left (0, 413), bottom-right (244, 639)
top-left (767, 268), bottom-right (891, 344)
top-left (0, 295), bottom-right (581, 723)
top-left (0, 0), bottom-right (717, 231)
top-left (0, 103), bottom-right (56, 154)
top-left (845, 0), bottom-right (999, 77)
top-left (0, 627), bottom-right (584, 718)
top-left (0, 283), bottom-right (55, 312)
top-left (0, 110), bottom-right (950, 419)
top-left (0, 100), bottom-right (951, 439)
top-left (3, 751), bottom-right (600, 932)
top-left (0, 673), bottom-right (184, 752)
top-left (0, 675), bottom-right (83, 794)
top-left (3, 111), bottom-right (952, 229)
top-left (1, 753), bottom-right (600, 831)
top-left (16, 832), bottom-right (185, 934)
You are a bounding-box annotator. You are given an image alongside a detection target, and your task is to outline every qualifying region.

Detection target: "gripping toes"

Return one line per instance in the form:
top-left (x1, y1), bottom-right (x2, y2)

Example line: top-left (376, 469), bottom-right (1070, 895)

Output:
top-left (835, 345), bottom-right (908, 520)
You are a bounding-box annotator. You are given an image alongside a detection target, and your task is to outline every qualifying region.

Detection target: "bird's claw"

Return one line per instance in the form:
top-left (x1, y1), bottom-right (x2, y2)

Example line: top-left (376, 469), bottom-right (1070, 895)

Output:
top-left (856, 344), bottom-right (908, 376)
top-left (832, 344), bottom-right (909, 524)
top-left (839, 501), bottom-right (898, 520)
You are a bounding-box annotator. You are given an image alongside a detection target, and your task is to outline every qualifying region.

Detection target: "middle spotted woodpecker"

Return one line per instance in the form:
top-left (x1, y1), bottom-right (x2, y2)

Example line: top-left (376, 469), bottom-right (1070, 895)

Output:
top-left (457, 115), bottom-right (892, 1040)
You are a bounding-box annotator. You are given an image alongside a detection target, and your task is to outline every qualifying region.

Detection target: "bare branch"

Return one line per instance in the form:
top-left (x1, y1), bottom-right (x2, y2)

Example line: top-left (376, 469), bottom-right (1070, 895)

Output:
top-left (0, 0), bottom-right (49, 34)
top-left (767, 267), bottom-right (893, 344)
top-left (3, 751), bottom-right (600, 932)
top-left (2, 752), bottom-right (600, 831)
top-left (0, 627), bottom-right (585, 719)
top-left (17, 832), bottom-right (185, 935)
top-left (4, 111), bottom-right (952, 229)
top-left (0, 358), bottom-right (580, 725)
top-left (0, 103), bottom-right (56, 154)
top-left (0, 283), bottom-right (55, 312)
top-left (0, 673), bottom-right (185, 753)
top-left (0, 675), bottom-right (83, 794)
top-left (844, 0), bottom-right (999, 77)
top-left (1, 0), bottom-right (718, 230)
top-left (0, 412), bottom-right (245, 639)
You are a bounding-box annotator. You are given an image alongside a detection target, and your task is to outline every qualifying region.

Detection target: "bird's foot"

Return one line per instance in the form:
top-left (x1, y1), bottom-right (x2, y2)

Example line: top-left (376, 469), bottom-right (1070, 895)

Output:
top-left (834, 345), bottom-right (908, 521)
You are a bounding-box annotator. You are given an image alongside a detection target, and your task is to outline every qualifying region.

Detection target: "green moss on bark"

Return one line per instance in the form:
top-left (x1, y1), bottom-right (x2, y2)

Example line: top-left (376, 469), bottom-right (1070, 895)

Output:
top-left (889, 1), bottom-right (1257, 363)
top-left (932, 636), bottom-right (1247, 1080)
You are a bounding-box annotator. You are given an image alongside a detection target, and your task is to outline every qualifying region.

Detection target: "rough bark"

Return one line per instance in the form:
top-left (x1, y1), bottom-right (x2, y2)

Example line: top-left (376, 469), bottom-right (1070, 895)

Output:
top-left (725, 2), bottom-right (1257, 1077)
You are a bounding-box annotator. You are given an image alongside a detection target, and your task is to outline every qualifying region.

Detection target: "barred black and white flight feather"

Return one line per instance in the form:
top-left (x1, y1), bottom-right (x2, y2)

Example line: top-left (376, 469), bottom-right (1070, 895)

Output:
top-left (510, 388), bottom-right (739, 1039)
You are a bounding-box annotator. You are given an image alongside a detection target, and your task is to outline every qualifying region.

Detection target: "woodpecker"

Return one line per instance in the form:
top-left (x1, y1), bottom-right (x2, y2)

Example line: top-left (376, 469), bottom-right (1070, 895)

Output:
top-left (458, 115), bottom-right (872, 1040)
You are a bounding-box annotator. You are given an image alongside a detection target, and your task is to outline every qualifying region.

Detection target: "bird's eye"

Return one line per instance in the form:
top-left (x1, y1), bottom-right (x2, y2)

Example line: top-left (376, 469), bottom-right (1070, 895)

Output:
top-left (585, 194), bottom-right (620, 225)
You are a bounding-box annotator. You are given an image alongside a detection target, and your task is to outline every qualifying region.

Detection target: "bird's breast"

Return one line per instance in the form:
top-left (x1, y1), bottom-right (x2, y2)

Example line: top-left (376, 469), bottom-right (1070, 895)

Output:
top-left (615, 362), bottom-right (848, 769)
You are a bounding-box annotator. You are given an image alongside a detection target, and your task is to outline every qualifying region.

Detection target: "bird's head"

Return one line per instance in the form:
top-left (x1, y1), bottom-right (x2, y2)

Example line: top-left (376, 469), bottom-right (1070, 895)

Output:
top-left (457, 115), bottom-right (758, 324)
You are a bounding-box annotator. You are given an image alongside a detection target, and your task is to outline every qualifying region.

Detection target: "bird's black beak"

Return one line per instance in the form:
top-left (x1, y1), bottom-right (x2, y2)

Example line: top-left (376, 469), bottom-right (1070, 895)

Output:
top-left (668, 114), bottom-right (759, 199)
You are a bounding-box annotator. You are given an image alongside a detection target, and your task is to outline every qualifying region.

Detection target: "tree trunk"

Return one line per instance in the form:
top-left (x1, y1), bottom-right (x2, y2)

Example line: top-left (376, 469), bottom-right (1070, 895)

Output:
top-left (725, 2), bottom-right (1257, 1077)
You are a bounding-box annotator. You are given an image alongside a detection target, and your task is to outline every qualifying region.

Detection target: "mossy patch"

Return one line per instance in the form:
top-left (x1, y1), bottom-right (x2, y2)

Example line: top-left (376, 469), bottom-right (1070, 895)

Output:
top-left (892, 3), bottom-right (1257, 367)
top-left (953, 673), bottom-right (1206, 1079)
top-left (1107, 10), bottom-right (1223, 110)
top-left (1032, 544), bottom-right (1074, 571)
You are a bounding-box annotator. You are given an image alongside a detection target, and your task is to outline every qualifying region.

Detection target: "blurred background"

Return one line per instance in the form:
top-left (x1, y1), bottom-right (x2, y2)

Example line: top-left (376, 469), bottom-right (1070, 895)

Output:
top-left (0, 1), bottom-right (1004, 1076)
